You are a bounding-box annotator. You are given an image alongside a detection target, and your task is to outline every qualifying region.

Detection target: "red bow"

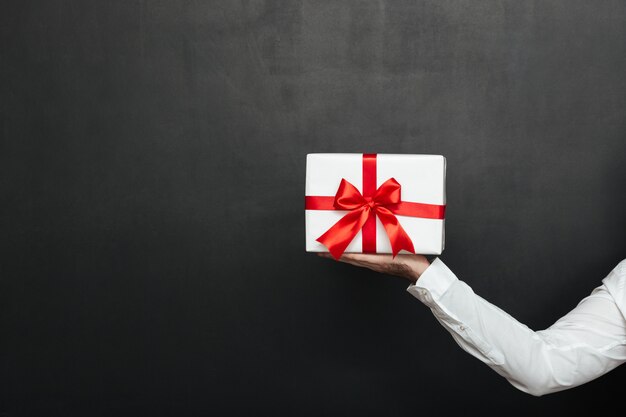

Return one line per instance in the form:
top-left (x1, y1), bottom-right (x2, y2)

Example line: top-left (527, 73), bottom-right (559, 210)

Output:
top-left (316, 177), bottom-right (415, 260)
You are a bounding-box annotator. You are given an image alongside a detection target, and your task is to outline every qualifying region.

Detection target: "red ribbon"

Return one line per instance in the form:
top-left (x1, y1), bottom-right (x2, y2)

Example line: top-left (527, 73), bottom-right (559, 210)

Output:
top-left (305, 154), bottom-right (446, 259)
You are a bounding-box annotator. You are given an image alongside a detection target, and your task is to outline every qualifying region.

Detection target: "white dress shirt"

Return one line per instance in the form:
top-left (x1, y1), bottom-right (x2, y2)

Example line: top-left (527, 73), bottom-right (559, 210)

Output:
top-left (406, 258), bottom-right (626, 396)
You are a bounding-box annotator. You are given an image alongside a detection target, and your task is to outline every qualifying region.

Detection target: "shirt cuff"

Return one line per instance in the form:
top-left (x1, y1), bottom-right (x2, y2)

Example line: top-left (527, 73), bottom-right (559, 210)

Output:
top-left (406, 257), bottom-right (459, 305)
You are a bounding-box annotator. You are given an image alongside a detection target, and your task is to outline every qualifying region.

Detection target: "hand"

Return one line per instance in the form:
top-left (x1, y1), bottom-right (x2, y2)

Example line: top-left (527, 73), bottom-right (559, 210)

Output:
top-left (317, 252), bottom-right (431, 283)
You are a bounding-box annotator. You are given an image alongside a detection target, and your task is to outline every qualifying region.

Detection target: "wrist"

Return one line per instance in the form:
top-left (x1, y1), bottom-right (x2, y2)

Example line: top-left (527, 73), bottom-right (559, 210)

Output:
top-left (407, 256), bottom-right (432, 283)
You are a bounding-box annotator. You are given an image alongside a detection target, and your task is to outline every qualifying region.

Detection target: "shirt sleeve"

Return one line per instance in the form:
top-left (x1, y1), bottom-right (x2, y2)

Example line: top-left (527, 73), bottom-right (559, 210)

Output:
top-left (406, 258), bottom-right (626, 396)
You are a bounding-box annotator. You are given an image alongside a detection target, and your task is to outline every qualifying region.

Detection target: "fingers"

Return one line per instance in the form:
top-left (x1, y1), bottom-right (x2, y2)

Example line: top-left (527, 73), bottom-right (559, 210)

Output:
top-left (315, 251), bottom-right (425, 281)
top-left (317, 252), bottom-right (392, 263)
top-left (317, 252), bottom-right (369, 267)
top-left (342, 253), bottom-right (392, 263)
top-left (333, 254), bottom-right (394, 273)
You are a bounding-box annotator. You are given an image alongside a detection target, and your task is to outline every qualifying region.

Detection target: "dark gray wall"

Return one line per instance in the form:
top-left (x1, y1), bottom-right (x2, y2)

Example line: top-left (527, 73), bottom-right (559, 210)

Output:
top-left (2, 1), bottom-right (625, 416)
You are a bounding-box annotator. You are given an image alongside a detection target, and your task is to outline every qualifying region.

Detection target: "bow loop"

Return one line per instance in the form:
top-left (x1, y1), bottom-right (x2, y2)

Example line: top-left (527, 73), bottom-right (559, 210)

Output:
top-left (333, 179), bottom-right (368, 210)
top-left (372, 178), bottom-right (402, 207)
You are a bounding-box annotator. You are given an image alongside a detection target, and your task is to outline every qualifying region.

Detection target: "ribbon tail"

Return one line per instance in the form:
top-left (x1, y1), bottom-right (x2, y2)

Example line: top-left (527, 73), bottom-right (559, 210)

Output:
top-left (375, 207), bottom-right (415, 258)
top-left (316, 207), bottom-right (370, 260)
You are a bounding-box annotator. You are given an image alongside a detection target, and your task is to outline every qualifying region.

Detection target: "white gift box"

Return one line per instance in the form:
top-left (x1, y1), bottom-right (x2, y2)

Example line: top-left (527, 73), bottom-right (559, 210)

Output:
top-left (305, 153), bottom-right (446, 255)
